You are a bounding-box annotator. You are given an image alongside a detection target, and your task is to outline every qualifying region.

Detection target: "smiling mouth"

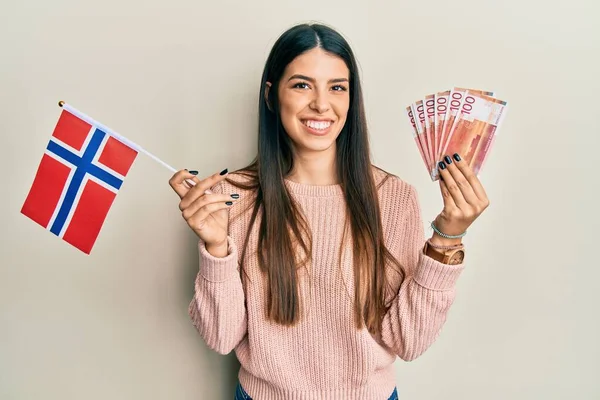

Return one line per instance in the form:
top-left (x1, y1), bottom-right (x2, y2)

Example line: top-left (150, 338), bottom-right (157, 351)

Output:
top-left (301, 120), bottom-right (333, 132)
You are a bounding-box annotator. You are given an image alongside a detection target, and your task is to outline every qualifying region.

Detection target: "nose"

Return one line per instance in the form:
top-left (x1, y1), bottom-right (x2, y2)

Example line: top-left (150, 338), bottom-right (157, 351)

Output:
top-left (309, 90), bottom-right (330, 114)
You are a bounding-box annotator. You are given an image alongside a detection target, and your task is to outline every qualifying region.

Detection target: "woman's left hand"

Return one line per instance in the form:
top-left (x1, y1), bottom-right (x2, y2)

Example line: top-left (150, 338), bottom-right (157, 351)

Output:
top-left (432, 153), bottom-right (490, 244)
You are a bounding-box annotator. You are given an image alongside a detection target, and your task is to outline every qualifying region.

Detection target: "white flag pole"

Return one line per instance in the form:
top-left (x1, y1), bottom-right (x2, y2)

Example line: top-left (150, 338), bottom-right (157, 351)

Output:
top-left (58, 100), bottom-right (177, 173)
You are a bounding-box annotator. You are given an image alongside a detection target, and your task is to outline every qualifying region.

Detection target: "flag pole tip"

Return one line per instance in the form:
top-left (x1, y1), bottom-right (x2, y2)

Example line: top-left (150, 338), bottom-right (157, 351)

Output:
top-left (58, 100), bottom-right (65, 107)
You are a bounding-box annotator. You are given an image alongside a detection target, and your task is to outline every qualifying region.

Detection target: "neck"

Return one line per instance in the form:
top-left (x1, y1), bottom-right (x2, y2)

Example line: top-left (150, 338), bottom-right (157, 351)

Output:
top-left (286, 145), bottom-right (338, 186)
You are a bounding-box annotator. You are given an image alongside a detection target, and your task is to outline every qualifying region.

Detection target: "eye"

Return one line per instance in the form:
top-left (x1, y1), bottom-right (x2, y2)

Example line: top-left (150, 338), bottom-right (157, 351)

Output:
top-left (292, 82), bottom-right (310, 89)
top-left (332, 85), bottom-right (348, 92)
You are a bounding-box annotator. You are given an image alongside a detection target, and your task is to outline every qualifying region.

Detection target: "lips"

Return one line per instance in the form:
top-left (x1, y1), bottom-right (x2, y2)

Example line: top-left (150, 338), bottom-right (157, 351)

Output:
top-left (301, 120), bottom-right (333, 131)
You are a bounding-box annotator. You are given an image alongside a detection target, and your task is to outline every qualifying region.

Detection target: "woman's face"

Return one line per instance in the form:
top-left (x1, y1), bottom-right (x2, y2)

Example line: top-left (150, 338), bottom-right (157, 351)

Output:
top-left (269, 47), bottom-right (350, 155)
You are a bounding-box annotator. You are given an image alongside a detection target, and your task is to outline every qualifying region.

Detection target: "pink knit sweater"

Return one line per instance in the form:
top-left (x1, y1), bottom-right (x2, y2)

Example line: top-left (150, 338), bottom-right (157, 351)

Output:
top-left (188, 167), bottom-right (465, 400)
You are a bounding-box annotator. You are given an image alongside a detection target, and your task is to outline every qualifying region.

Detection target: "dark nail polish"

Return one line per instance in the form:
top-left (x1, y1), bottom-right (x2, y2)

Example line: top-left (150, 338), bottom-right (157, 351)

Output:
top-left (188, 170), bottom-right (198, 175)
top-left (220, 168), bottom-right (228, 176)
top-left (444, 155), bottom-right (453, 165)
top-left (225, 201), bottom-right (233, 206)
top-left (438, 161), bottom-right (446, 170)
top-left (231, 194), bottom-right (240, 199)
top-left (453, 153), bottom-right (461, 162)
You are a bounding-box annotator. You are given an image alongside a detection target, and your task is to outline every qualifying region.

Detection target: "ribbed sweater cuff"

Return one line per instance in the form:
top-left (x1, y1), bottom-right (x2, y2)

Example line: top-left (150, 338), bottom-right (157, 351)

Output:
top-left (198, 236), bottom-right (238, 282)
top-left (413, 252), bottom-right (465, 291)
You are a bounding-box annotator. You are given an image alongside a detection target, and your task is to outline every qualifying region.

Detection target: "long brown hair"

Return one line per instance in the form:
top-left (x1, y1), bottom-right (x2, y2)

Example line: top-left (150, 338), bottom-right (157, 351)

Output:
top-left (224, 23), bottom-right (403, 336)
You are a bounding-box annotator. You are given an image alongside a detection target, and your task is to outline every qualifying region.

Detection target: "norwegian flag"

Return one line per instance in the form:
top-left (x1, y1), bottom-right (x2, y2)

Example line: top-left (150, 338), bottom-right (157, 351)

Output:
top-left (21, 107), bottom-right (138, 254)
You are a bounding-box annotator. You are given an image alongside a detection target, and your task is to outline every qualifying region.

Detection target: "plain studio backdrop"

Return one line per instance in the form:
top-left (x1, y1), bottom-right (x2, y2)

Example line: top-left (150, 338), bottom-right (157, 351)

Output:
top-left (1, 0), bottom-right (598, 399)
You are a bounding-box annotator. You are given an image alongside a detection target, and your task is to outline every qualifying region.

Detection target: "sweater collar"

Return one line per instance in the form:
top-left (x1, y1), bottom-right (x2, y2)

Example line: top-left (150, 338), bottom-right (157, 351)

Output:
top-left (283, 178), bottom-right (344, 198)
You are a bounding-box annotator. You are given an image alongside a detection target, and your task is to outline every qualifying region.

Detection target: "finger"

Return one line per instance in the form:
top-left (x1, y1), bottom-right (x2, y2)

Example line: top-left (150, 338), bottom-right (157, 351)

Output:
top-left (185, 198), bottom-right (236, 229)
top-left (169, 169), bottom-right (201, 199)
top-left (183, 174), bottom-right (202, 190)
top-left (181, 193), bottom-right (239, 220)
top-left (437, 161), bottom-right (468, 208)
top-left (180, 168), bottom-right (229, 209)
top-left (183, 178), bottom-right (197, 189)
top-left (442, 155), bottom-right (480, 206)
top-left (451, 153), bottom-right (489, 202)
top-left (439, 179), bottom-right (457, 209)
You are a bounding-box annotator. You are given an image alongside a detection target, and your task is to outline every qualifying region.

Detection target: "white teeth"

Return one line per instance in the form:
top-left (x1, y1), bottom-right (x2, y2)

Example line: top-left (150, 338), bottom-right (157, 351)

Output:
top-left (303, 120), bottom-right (332, 130)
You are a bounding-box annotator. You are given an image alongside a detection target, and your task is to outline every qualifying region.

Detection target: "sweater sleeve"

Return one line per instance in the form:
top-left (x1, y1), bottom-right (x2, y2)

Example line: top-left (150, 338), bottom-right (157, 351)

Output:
top-left (380, 184), bottom-right (465, 361)
top-left (187, 182), bottom-right (247, 355)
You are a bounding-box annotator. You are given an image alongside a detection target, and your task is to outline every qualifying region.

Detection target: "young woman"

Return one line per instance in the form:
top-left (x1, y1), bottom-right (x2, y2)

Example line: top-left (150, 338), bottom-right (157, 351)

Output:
top-left (169, 23), bottom-right (489, 400)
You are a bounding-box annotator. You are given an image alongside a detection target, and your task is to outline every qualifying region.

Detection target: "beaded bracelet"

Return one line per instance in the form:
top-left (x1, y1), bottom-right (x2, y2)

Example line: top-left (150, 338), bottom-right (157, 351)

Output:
top-left (430, 221), bottom-right (467, 239)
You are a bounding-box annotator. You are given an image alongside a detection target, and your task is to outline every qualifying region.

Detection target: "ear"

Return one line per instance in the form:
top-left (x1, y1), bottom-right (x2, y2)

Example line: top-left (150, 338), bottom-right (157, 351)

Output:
top-left (264, 81), bottom-right (273, 112)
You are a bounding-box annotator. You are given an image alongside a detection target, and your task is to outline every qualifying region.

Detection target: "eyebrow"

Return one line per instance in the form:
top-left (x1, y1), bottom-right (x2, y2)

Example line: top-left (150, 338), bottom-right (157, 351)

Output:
top-left (287, 74), bottom-right (349, 84)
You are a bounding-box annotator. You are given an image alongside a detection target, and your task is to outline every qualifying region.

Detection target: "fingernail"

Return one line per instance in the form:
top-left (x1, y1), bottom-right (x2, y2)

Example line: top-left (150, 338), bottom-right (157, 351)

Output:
top-left (453, 153), bottom-right (461, 162)
top-left (438, 161), bottom-right (446, 170)
top-left (188, 170), bottom-right (198, 175)
top-left (225, 201), bottom-right (233, 206)
top-left (231, 194), bottom-right (240, 199)
top-left (220, 168), bottom-right (228, 176)
top-left (444, 155), bottom-right (453, 165)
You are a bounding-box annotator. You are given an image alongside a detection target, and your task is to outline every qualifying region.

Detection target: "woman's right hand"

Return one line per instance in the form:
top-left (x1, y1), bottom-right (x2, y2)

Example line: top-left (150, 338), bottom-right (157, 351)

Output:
top-left (168, 168), bottom-right (238, 255)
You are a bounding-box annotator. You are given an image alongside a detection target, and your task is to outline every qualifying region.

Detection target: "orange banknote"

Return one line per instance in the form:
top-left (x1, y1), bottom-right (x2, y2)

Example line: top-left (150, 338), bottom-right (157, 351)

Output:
top-left (438, 88), bottom-right (494, 161)
top-left (406, 87), bottom-right (506, 181)
top-left (423, 94), bottom-right (436, 174)
top-left (411, 100), bottom-right (435, 178)
top-left (405, 106), bottom-right (430, 173)
top-left (434, 90), bottom-right (450, 167)
top-left (442, 91), bottom-right (508, 176)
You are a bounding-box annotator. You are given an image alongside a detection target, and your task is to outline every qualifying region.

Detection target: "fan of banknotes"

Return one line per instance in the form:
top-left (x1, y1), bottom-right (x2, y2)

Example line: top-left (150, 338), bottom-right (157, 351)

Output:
top-left (406, 87), bottom-right (508, 181)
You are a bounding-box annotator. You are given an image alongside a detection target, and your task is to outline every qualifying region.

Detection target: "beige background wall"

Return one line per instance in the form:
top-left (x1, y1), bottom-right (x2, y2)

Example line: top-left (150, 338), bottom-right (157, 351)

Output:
top-left (1, 0), bottom-right (598, 399)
